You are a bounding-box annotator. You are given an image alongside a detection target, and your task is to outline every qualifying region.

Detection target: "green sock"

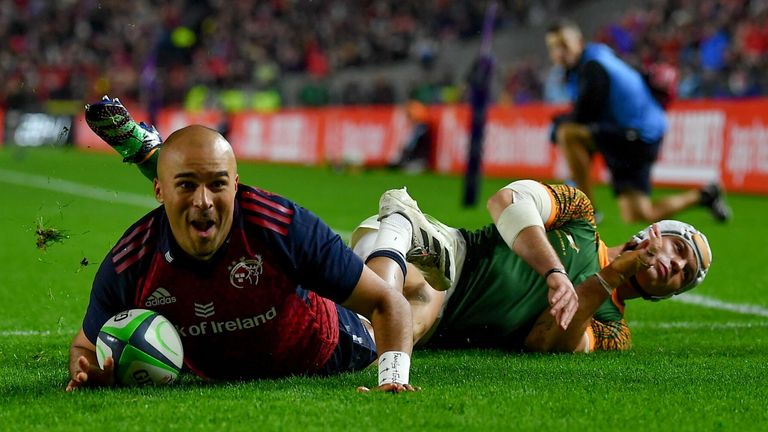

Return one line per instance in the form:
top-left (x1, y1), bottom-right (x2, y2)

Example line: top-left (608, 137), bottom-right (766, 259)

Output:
top-left (137, 149), bottom-right (160, 181)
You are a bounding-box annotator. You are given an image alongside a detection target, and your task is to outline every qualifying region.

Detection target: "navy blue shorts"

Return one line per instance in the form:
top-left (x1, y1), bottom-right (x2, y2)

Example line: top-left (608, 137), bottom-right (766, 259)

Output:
top-left (589, 122), bottom-right (661, 196)
top-left (318, 305), bottom-right (377, 375)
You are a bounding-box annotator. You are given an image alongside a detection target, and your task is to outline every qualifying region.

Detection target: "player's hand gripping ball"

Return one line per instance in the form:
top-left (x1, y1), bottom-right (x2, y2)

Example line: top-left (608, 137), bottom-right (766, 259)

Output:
top-left (96, 309), bottom-right (184, 386)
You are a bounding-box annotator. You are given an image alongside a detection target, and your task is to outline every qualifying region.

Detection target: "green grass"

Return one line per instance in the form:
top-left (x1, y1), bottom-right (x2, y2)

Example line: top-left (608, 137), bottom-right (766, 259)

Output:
top-left (1, 146), bottom-right (767, 431)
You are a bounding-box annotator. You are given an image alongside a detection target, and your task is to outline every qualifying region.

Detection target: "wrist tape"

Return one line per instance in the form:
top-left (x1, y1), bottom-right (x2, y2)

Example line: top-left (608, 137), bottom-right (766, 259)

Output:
top-left (378, 351), bottom-right (410, 386)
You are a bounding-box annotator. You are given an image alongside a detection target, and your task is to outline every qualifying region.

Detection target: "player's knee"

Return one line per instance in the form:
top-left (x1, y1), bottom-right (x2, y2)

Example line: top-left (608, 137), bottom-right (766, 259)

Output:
top-left (555, 122), bottom-right (587, 144)
top-left (620, 206), bottom-right (654, 224)
top-left (618, 191), bottom-right (656, 223)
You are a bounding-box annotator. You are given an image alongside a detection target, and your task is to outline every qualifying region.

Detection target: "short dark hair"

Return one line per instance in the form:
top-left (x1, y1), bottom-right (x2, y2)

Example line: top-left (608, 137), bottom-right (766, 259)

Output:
top-left (546, 18), bottom-right (582, 35)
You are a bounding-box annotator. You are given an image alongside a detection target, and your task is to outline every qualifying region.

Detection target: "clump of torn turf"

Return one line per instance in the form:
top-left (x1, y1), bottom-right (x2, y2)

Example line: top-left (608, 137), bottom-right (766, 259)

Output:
top-left (35, 217), bottom-right (69, 250)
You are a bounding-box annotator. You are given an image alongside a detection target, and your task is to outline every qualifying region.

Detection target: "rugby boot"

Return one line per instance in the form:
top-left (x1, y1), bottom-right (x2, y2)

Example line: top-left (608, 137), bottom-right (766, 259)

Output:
top-left (378, 188), bottom-right (456, 290)
top-left (700, 183), bottom-right (731, 223)
top-left (85, 96), bottom-right (162, 165)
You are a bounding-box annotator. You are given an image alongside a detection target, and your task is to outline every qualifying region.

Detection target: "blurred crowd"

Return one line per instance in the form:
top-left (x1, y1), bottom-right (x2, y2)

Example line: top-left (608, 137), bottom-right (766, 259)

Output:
top-left (503, 0), bottom-right (768, 104)
top-left (1, 0), bottom-right (583, 111)
top-left (0, 0), bottom-right (527, 111)
top-left (2, 0), bottom-right (767, 113)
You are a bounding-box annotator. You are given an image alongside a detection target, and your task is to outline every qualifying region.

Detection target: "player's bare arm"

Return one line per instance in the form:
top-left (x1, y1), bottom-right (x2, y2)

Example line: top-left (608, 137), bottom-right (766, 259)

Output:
top-left (341, 265), bottom-right (419, 393)
top-left (525, 272), bottom-right (612, 353)
top-left (525, 224), bottom-right (662, 352)
top-left (66, 328), bottom-right (114, 391)
top-left (487, 181), bottom-right (578, 330)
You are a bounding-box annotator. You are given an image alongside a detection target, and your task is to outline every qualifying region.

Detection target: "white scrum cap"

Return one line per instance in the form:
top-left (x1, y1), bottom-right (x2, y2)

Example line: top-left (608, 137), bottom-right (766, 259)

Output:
top-left (632, 220), bottom-right (712, 295)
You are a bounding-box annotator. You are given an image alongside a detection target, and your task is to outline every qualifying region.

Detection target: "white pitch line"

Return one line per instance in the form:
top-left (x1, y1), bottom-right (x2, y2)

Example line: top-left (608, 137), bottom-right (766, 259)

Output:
top-left (671, 293), bottom-right (768, 317)
top-left (5, 321), bottom-right (768, 336)
top-left (3, 169), bottom-right (766, 318)
top-left (630, 321), bottom-right (768, 330)
top-left (0, 168), bottom-right (157, 208)
top-left (0, 168), bottom-right (353, 237)
top-left (0, 330), bottom-right (53, 336)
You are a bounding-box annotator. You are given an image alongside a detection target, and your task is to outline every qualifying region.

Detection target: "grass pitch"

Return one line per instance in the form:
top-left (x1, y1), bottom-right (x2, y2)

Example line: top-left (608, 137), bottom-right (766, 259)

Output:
top-left (1, 147), bottom-right (767, 431)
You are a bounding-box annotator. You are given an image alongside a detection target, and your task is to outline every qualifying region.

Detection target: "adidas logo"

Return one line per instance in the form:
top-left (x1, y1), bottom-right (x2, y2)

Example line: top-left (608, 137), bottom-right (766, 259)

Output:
top-left (144, 287), bottom-right (177, 307)
top-left (194, 302), bottom-right (215, 318)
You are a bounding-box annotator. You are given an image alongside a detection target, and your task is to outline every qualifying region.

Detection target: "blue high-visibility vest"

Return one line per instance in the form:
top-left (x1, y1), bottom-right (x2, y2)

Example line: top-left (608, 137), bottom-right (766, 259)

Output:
top-left (567, 43), bottom-right (667, 143)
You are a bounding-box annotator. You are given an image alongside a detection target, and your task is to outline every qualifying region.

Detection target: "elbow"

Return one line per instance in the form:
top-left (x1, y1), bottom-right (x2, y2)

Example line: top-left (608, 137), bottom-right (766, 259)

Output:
top-left (524, 329), bottom-right (557, 353)
top-left (524, 325), bottom-right (589, 354)
top-left (487, 188), bottom-right (514, 222)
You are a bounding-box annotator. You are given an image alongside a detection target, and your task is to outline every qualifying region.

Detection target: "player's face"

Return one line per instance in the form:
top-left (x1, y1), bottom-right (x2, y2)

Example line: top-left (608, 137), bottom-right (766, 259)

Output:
top-left (155, 137), bottom-right (238, 261)
top-left (634, 235), bottom-right (697, 298)
top-left (545, 29), bottom-right (583, 69)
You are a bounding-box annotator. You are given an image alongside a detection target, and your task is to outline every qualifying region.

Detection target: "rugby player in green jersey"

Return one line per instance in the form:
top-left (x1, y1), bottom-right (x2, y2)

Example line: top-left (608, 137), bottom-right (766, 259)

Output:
top-left (352, 180), bottom-right (711, 353)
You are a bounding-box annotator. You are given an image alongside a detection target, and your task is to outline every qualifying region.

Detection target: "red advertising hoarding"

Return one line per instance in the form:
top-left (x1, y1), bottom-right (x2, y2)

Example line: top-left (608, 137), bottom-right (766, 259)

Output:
top-left (70, 99), bottom-right (768, 194)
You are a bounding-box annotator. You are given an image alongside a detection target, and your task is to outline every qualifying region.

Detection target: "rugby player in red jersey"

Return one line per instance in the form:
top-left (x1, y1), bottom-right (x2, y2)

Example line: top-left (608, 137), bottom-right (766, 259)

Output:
top-left (67, 100), bottom-right (417, 392)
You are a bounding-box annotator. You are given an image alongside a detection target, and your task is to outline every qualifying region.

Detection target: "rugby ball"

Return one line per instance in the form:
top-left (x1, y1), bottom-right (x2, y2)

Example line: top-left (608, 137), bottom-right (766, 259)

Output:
top-left (96, 309), bottom-right (184, 386)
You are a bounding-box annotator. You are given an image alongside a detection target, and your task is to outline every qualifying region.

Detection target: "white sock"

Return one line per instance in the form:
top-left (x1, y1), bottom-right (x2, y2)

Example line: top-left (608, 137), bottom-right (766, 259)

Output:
top-left (371, 213), bottom-right (413, 257)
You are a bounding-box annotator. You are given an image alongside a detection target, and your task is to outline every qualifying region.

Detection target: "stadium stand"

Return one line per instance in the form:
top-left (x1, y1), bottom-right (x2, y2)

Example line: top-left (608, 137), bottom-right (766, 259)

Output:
top-left (1, 0), bottom-right (766, 111)
top-left (507, 0), bottom-right (768, 104)
top-left (0, 0), bottom-right (582, 111)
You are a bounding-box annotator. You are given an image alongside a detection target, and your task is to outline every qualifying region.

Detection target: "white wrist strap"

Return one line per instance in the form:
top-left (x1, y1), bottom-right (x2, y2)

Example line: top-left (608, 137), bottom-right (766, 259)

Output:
top-left (495, 199), bottom-right (544, 249)
top-left (378, 351), bottom-right (410, 385)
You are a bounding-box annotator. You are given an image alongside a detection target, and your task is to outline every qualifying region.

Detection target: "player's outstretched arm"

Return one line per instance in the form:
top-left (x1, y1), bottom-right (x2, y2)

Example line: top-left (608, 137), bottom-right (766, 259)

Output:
top-left (342, 266), bottom-right (419, 393)
top-left (66, 328), bottom-right (115, 391)
top-left (487, 181), bottom-right (578, 329)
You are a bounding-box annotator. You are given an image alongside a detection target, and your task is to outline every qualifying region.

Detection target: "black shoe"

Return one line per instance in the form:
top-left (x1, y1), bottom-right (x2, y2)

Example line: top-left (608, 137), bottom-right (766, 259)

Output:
top-left (700, 183), bottom-right (732, 222)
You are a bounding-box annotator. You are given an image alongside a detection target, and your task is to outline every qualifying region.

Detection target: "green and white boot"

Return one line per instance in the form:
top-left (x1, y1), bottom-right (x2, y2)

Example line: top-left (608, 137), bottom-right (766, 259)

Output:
top-left (85, 96), bottom-right (162, 180)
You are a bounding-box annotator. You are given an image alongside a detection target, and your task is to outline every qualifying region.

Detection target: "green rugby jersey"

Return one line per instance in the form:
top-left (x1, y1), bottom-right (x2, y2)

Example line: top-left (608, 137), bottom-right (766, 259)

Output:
top-left (426, 183), bottom-right (628, 351)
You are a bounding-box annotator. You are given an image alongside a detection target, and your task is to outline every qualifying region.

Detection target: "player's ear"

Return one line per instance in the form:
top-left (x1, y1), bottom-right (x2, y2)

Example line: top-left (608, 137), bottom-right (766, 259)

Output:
top-left (154, 178), bottom-right (163, 203)
top-left (234, 174), bottom-right (239, 191)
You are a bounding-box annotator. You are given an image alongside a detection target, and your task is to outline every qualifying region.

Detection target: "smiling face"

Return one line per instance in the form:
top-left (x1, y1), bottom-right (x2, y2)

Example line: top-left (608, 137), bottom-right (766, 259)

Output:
top-left (154, 126), bottom-right (238, 261)
top-left (633, 235), bottom-right (698, 298)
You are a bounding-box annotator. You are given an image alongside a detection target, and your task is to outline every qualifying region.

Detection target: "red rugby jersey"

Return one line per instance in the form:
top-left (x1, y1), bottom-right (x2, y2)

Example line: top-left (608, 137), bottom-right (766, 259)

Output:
top-left (83, 185), bottom-right (363, 379)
